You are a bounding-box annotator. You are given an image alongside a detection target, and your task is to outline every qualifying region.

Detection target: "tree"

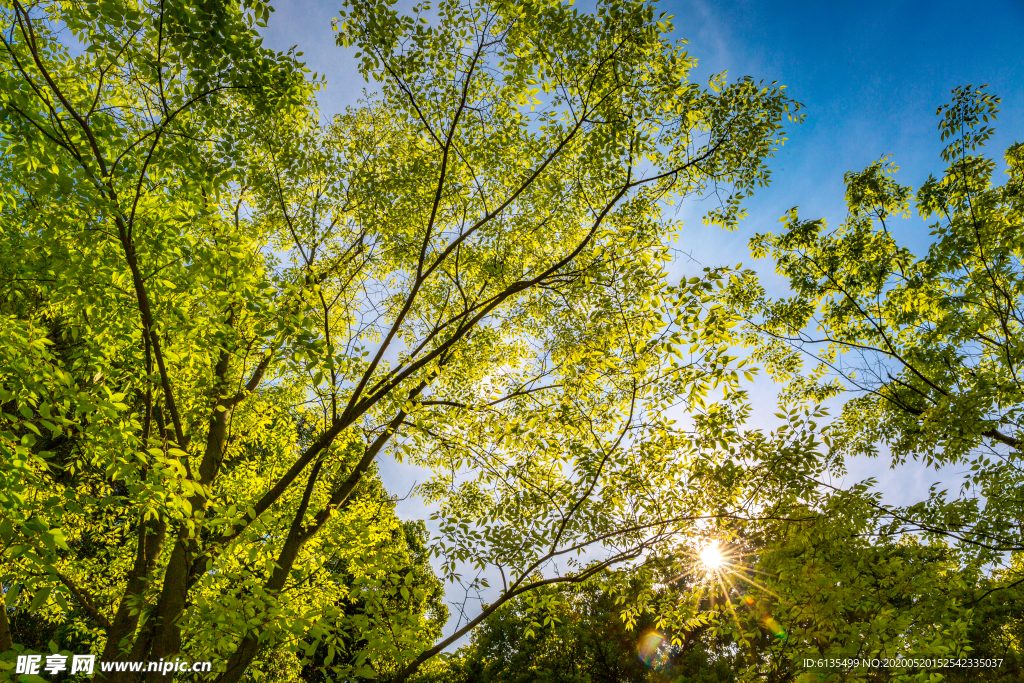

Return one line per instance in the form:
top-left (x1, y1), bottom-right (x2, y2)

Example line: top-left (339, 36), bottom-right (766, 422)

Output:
top-left (945, 553), bottom-right (1024, 682)
top-left (295, 520), bottom-right (448, 683)
top-left (422, 583), bottom-right (654, 683)
top-left (4, 492), bottom-right (447, 683)
top-left (418, 492), bottom-right (979, 683)
top-left (723, 85), bottom-right (1024, 677)
top-left (727, 85), bottom-right (1024, 568)
top-left (413, 567), bottom-right (738, 683)
top-left (622, 455), bottom-right (976, 683)
top-left (738, 496), bottom-right (974, 682)
top-left (0, 0), bottom-right (802, 680)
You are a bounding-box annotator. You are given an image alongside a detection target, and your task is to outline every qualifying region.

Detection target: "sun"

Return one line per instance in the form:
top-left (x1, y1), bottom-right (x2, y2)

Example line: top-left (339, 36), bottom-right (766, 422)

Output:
top-left (698, 541), bottom-right (724, 570)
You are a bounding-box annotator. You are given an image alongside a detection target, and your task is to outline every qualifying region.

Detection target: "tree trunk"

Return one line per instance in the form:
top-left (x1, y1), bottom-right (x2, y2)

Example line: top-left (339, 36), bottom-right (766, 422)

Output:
top-left (0, 587), bottom-right (13, 652)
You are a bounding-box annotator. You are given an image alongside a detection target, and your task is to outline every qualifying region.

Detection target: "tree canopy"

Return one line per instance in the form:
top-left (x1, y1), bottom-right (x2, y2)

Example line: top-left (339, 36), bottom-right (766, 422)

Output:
top-left (728, 85), bottom-right (1024, 568)
top-left (0, 0), bottom-right (806, 680)
top-left (723, 85), bottom-right (1024, 681)
top-left (4, 0), bottom-right (1020, 680)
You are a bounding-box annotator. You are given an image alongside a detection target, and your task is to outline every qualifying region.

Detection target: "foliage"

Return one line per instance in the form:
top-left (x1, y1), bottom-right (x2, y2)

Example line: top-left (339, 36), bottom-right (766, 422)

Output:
top-left (416, 506), bottom-right (1005, 683)
top-left (603, 478), bottom-right (978, 683)
top-left (0, 0), bottom-right (802, 680)
top-left (294, 520), bottom-right (448, 683)
top-left (413, 573), bottom-right (738, 683)
top-left (944, 553), bottom-right (1024, 682)
top-left (417, 501), bottom-right (979, 683)
top-left (721, 84), bottom-right (1024, 681)
top-left (726, 86), bottom-right (1024, 562)
top-left (740, 497), bottom-right (973, 682)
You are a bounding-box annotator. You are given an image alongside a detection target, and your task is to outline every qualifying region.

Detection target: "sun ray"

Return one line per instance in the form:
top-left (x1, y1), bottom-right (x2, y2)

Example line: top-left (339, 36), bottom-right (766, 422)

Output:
top-left (664, 567), bottom-right (699, 584)
top-left (671, 538), bottom-right (794, 657)
top-left (726, 568), bottom-right (790, 604)
top-left (716, 572), bottom-right (755, 652)
top-left (718, 571), bottom-right (789, 643)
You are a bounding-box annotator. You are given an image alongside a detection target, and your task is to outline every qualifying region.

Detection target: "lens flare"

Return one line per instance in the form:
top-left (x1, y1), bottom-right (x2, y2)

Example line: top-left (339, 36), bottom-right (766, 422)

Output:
top-left (698, 541), bottom-right (724, 569)
top-left (761, 616), bottom-right (787, 640)
top-left (637, 631), bottom-right (668, 668)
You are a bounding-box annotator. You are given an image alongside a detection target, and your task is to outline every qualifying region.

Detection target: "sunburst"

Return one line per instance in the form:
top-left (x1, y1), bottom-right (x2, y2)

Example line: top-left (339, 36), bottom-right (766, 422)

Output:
top-left (689, 540), bottom-right (790, 642)
top-left (698, 540), bottom-right (725, 569)
top-left (638, 540), bottom-right (791, 672)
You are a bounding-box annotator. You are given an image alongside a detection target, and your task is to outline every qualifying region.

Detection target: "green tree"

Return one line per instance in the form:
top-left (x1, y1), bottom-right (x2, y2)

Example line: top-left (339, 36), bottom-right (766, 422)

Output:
top-left (945, 553), bottom-right (1024, 682)
top-left (728, 85), bottom-right (1023, 560)
top-left (723, 85), bottom-right (1024, 679)
top-left (741, 496), bottom-right (973, 682)
top-left (609, 409), bottom-right (980, 683)
top-left (294, 520), bottom-right (448, 683)
top-left (3, 493), bottom-right (446, 683)
top-left (0, 0), bottom-right (801, 681)
top-left (414, 570), bottom-right (738, 683)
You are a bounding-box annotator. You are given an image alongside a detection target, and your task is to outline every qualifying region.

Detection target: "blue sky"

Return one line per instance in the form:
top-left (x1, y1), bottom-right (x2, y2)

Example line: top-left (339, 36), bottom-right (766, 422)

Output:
top-left (648, 0), bottom-right (1024, 504)
top-left (665, 0), bottom-right (1024, 263)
